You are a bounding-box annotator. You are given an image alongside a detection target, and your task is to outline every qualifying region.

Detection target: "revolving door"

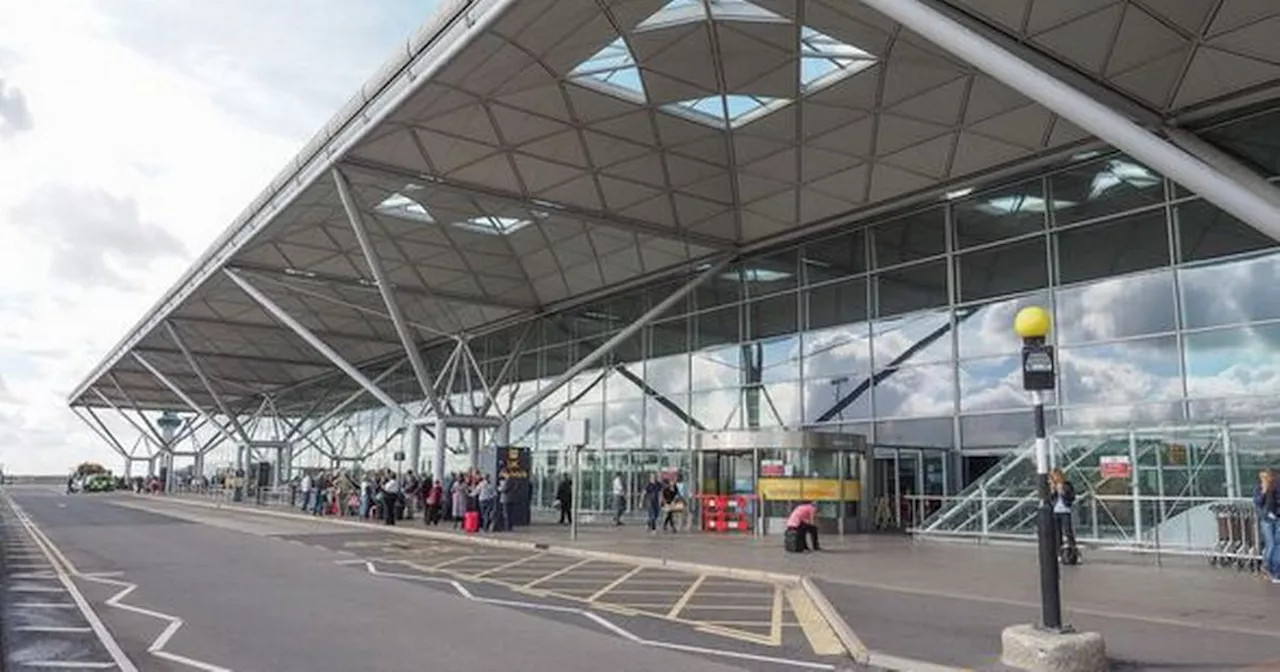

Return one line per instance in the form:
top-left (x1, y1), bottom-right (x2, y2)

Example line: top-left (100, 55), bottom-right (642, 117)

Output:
top-left (694, 429), bottom-right (870, 536)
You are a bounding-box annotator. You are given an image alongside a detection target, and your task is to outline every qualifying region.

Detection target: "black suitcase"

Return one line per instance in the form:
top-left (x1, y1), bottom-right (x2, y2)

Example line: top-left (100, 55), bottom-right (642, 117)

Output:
top-left (784, 528), bottom-right (803, 553)
top-left (1060, 546), bottom-right (1081, 565)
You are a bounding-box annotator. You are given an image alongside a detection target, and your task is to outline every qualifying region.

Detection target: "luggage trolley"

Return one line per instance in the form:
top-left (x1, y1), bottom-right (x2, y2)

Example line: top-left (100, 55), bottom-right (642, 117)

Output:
top-left (1209, 501), bottom-right (1262, 572)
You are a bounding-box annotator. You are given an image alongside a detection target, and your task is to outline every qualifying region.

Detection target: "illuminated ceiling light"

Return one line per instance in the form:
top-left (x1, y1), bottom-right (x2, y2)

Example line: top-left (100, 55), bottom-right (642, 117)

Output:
top-left (1088, 159), bottom-right (1161, 199)
top-left (799, 26), bottom-right (877, 93)
top-left (374, 185), bottom-right (434, 223)
top-left (568, 37), bottom-right (645, 102)
top-left (451, 215), bottom-right (532, 236)
top-left (727, 268), bottom-right (793, 282)
top-left (972, 195), bottom-right (1076, 215)
top-left (944, 187), bottom-right (975, 200)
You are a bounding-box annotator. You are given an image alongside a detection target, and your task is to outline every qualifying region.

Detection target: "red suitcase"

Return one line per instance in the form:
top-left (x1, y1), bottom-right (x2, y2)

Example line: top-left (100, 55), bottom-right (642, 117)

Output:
top-left (463, 511), bottom-right (481, 533)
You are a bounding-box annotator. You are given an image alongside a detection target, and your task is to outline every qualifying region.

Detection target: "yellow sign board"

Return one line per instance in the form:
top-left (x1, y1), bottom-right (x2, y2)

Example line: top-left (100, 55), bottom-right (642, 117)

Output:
top-left (757, 478), bottom-right (860, 502)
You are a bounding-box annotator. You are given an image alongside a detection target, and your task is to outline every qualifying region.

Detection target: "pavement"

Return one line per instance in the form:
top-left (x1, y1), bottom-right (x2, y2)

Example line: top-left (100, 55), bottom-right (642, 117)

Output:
top-left (0, 488), bottom-right (862, 672)
top-left (155, 492), bottom-right (1280, 671)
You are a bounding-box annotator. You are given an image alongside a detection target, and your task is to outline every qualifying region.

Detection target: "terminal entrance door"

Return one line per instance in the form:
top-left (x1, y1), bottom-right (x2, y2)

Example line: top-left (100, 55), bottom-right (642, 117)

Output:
top-left (699, 451), bottom-right (755, 496)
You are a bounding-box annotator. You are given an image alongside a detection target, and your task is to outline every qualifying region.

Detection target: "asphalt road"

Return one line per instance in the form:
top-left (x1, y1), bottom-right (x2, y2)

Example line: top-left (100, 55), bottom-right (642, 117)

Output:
top-left (816, 578), bottom-right (1280, 671)
top-left (3, 489), bottom-right (858, 672)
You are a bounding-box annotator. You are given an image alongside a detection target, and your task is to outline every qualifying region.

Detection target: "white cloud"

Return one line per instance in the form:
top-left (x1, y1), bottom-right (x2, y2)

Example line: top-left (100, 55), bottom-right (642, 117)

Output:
top-left (0, 0), bottom-right (440, 474)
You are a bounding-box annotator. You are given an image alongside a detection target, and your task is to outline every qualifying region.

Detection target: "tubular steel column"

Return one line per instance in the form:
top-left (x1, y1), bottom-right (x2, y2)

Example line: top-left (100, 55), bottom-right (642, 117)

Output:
top-left (334, 168), bottom-right (443, 417)
top-left (859, 0), bottom-right (1280, 242)
top-left (163, 322), bottom-right (251, 444)
top-left (223, 268), bottom-right (410, 421)
top-left (132, 353), bottom-right (240, 447)
top-left (506, 257), bottom-right (733, 426)
top-left (434, 417), bottom-right (447, 483)
top-left (408, 424), bottom-right (422, 476)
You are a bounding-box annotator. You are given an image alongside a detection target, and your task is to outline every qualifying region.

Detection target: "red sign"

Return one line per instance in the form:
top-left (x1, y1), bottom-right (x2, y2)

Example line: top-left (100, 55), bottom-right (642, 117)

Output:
top-left (760, 460), bottom-right (785, 477)
top-left (1099, 455), bottom-right (1131, 479)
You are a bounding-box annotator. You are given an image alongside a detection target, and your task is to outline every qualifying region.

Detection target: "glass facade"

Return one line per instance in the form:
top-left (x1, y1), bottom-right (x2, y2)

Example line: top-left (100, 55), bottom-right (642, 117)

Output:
top-left (253, 107), bottom-right (1280, 506)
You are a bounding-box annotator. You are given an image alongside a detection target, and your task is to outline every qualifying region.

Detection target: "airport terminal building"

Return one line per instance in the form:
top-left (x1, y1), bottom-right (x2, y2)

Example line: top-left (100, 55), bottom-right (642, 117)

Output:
top-left (67, 0), bottom-right (1280, 536)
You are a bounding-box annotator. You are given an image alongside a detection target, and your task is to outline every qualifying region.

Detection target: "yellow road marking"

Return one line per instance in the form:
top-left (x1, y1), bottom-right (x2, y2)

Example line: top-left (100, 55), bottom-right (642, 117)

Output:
top-left (429, 555), bottom-right (473, 570)
top-left (666, 574), bottom-right (707, 619)
top-left (695, 623), bottom-right (777, 646)
top-left (786, 585), bottom-right (845, 656)
top-left (591, 602), bottom-right (639, 617)
top-left (770, 585), bottom-right (784, 645)
top-left (588, 566), bottom-right (644, 602)
top-left (705, 621), bottom-right (799, 627)
top-left (470, 553), bottom-right (545, 578)
top-left (686, 601), bottom-right (773, 606)
top-left (522, 555), bottom-right (591, 586)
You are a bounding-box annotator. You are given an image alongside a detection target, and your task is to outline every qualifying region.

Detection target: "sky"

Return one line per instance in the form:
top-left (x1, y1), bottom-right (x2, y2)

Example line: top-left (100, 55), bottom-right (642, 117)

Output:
top-left (2, 0), bottom-right (1277, 478)
top-left (0, 0), bottom-right (441, 474)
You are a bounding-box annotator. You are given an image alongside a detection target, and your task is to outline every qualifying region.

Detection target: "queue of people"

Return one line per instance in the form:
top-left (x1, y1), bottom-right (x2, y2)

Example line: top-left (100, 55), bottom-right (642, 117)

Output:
top-left (284, 467), bottom-right (523, 532)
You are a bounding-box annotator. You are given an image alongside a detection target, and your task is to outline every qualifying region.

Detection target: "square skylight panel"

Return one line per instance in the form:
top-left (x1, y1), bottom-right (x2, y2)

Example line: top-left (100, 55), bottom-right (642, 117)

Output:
top-left (800, 26), bottom-right (877, 93)
top-left (664, 94), bottom-right (785, 129)
top-left (567, 1), bottom-right (878, 130)
top-left (637, 0), bottom-right (788, 31)
top-left (569, 37), bottom-right (645, 101)
top-left (451, 215), bottom-right (532, 236)
top-left (375, 186), bottom-right (434, 223)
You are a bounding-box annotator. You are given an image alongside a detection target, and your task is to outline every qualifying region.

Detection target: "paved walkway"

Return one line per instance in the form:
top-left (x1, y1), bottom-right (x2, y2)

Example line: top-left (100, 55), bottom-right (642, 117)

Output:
top-left (164, 494), bottom-right (1280, 670)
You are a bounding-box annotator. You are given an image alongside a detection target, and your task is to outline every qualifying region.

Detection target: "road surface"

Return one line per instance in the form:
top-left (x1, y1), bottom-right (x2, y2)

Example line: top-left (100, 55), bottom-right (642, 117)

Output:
top-left (1, 488), bottom-right (857, 672)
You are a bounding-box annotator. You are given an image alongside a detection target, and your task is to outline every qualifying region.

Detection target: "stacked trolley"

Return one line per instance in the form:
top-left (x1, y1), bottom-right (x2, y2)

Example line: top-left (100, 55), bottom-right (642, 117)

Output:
top-left (1209, 501), bottom-right (1263, 572)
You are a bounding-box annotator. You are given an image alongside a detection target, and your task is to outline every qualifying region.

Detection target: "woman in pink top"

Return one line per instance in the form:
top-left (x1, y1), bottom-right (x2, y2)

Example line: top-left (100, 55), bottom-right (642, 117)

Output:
top-left (786, 502), bottom-right (820, 551)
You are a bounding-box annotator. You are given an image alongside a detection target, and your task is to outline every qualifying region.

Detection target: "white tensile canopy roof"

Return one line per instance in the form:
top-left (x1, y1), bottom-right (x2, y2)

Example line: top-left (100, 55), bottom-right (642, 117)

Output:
top-left (69, 0), bottom-right (1280, 415)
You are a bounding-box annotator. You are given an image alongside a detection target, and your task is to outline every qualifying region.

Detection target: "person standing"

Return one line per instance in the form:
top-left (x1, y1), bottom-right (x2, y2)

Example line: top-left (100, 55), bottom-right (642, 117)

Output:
top-left (299, 472), bottom-right (313, 512)
top-left (643, 474), bottom-right (663, 533)
top-left (612, 472), bottom-right (626, 526)
top-left (1254, 469), bottom-right (1280, 583)
top-left (425, 478), bottom-right (443, 526)
top-left (495, 472), bottom-right (512, 532)
top-left (477, 475), bottom-right (498, 532)
top-left (660, 479), bottom-right (681, 533)
top-left (1049, 468), bottom-right (1077, 560)
top-left (556, 474), bottom-right (572, 525)
top-left (381, 473), bottom-right (401, 526)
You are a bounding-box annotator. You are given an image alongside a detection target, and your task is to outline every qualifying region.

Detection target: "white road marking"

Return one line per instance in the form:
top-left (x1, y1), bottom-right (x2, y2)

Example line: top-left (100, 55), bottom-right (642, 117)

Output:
top-left (4, 500), bottom-right (139, 672)
top-left (10, 585), bottom-right (66, 593)
top-left (12, 602), bottom-right (78, 609)
top-left (14, 625), bottom-right (93, 633)
top-left (15, 661), bottom-right (116, 669)
top-left (7, 496), bottom-right (236, 672)
top-left (361, 561), bottom-right (837, 671)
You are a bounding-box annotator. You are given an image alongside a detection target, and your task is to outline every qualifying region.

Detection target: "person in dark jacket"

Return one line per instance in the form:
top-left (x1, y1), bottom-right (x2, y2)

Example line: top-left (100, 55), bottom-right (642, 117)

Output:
top-left (1254, 469), bottom-right (1280, 582)
top-left (643, 474), bottom-right (663, 533)
top-left (555, 474), bottom-right (572, 525)
top-left (1049, 468), bottom-right (1077, 558)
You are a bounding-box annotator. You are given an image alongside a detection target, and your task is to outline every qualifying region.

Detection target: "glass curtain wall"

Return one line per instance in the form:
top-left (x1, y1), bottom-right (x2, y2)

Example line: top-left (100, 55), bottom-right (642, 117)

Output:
top-left (281, 107), bottom-right (1280, 506)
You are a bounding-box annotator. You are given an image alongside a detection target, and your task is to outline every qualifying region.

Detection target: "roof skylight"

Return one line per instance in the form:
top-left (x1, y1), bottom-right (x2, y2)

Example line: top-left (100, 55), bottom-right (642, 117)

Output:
top-left (569, 38), bottom-right (645, 102)
top-left (665, 94), bottom-right (786, 129)
top-left (567, 1), bottom-right (877, 130)
top-left (800, 26), bottom-right (877, 92)
top-left (375, 186), bottom-right (434, 223)
top-left (637, 0), bottom-right (787, 31)
top-left (451, 215), bottom-right (532, 236)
